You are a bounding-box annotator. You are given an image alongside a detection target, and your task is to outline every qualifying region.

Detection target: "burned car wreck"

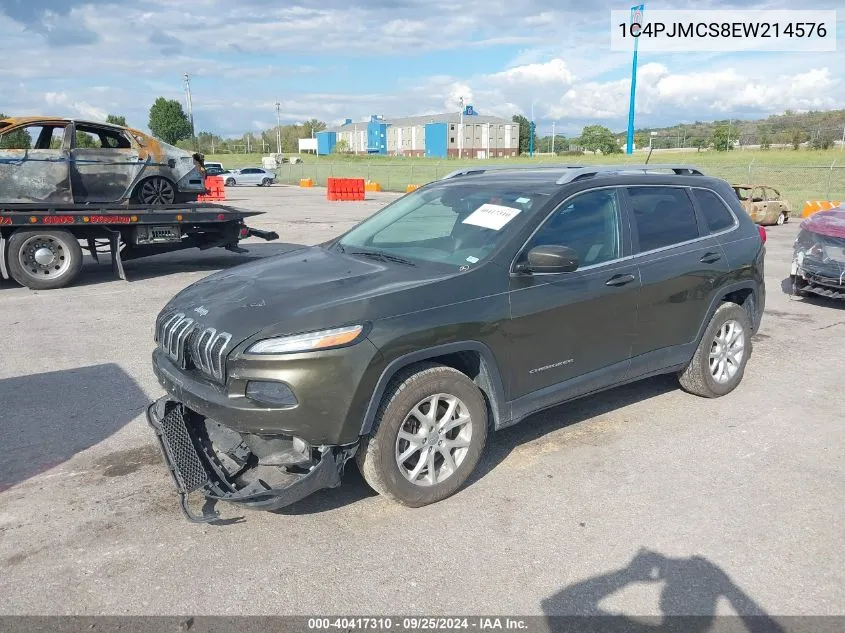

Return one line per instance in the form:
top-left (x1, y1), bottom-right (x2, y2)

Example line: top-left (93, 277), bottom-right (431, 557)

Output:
top-left (790, 208), bottom-right (845, 300)
top-left (0, 116), bottom-right (206, 205)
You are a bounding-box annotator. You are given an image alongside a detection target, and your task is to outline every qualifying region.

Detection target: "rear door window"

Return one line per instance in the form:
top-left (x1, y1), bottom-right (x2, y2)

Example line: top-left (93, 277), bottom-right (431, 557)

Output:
top-left (692, 188), bottom-right (736, 233)
top-left (627, 186), bottom-right (701, 253)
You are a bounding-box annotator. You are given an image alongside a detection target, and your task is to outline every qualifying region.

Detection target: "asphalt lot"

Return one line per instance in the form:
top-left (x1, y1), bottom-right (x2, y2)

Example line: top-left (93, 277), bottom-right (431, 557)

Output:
top-left (1, 184), bottom-right (843, 618)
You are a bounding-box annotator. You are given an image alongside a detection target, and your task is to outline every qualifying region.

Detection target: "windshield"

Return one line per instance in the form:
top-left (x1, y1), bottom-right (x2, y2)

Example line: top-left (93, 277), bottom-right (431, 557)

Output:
top-left (335, 181), bottom-right (551, 268)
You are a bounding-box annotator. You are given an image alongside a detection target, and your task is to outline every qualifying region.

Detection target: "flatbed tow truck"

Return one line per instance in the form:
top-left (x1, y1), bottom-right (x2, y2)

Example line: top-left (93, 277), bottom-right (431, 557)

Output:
top-left (0, 202), bottom-right (278, 290)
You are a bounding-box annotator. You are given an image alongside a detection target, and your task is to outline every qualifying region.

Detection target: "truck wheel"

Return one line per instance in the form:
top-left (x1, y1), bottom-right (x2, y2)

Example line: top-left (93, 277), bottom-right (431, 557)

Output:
top-left (356, 362), bottom-right (488, 507)
top-left (7, 229), bottom-right (83, 290)
top-left (678, 301), bottom-right (752, 398)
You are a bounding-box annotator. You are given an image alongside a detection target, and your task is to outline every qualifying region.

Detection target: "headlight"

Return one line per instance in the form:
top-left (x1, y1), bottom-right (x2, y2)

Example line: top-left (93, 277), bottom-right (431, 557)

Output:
top-left (246, 324), bottom-right (365, 354)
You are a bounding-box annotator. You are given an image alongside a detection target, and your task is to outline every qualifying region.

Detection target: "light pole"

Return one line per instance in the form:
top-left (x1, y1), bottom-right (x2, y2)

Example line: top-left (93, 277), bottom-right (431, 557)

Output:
top-left (626, 4), bottom-right (644, 155)
top-left (274, 101), bottom-right (281, 155)
top-left (529, 101), bottom-right (536, 158)
top-left (183, 72), bottom-right (196, 150)
top-left (458, 96), bottom-right (464, 159)
top-left (552, 120), bottom-right (556, 154)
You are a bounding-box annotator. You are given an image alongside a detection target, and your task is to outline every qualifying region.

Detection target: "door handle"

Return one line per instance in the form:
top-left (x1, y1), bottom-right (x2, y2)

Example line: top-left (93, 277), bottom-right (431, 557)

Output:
top-left (605, 273), bottom-right (636, 287)
top-left (700, 252), bottom-right (722, 264)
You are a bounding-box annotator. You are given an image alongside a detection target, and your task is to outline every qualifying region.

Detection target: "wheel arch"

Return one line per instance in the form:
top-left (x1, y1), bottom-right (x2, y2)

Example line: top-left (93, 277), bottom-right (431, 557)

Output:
top-left (132, 174), bottom-right (177, 202)
top-left (359, 341), bottom-right (508, 437)
top-left (695, 282), bottom-right (762, 345)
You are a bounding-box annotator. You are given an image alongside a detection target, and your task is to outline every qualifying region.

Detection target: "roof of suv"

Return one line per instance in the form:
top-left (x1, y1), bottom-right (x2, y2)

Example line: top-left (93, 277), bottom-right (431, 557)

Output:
top-left (435, 163), bottom-right (723, 191)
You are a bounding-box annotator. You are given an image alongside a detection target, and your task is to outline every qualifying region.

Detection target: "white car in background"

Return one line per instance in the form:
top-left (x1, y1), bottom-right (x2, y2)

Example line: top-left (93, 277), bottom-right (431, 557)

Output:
top-left (221, 167), bottom-right (276, 187)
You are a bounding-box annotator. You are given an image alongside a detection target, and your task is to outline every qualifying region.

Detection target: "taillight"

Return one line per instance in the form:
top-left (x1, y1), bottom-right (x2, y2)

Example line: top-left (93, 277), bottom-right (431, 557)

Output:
top-left (757, 226), bottom-right (767, 244)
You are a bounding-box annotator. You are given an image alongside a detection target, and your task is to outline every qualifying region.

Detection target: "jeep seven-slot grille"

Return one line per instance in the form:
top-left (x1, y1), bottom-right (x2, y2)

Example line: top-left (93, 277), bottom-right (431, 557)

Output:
top-left (157, 312), bottom-right (232, 382)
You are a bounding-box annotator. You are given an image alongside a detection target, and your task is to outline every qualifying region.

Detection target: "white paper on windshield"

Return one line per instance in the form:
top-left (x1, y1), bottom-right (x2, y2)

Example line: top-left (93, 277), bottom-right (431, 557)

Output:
top-left (462, 204), bottom-right (522, 231)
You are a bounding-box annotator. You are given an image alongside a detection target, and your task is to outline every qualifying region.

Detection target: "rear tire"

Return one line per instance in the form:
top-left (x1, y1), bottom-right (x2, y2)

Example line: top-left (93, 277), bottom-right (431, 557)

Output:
top-left (678, 301), bottom-right (752, 398)
top-left (7, 229), bottom-right (83, 290)
top-left (261, 178), bottom-right (272, 187)
top-left (356, 363), bottom-right (488, 507)
top-left (133, 176), bottom-right (176, 205)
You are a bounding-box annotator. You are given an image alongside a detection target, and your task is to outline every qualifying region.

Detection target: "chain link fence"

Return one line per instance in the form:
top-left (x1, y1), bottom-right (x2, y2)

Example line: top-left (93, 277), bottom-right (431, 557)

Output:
top-left (273, 159), bottom-right (845, 210)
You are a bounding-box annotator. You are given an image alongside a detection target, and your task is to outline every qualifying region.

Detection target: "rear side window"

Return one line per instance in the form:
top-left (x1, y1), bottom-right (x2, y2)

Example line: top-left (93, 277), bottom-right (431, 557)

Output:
top-left (627, 187), bottom-right (700, 252)
top-left (693, 188), bottom-right (735, 233)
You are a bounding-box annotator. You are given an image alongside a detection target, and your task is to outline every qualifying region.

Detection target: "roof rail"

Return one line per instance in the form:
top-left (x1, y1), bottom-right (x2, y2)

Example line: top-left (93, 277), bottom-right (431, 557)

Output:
top-left (555, 164), bottom-right (704, 184)
top-left (440, 164), bottom-right (586, 180)
top-left (439, 163), bottom-right (704, 182)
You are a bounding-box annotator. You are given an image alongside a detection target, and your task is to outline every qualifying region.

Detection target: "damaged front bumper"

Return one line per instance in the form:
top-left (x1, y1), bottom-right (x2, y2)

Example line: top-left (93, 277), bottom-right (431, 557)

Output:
top-left (146, 396), bottom-right (357, 523)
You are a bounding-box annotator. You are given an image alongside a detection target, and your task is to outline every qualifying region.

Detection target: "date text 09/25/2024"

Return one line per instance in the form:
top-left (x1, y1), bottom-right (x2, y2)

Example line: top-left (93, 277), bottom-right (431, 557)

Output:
top-left (307, 617), bottom-right (529, 630)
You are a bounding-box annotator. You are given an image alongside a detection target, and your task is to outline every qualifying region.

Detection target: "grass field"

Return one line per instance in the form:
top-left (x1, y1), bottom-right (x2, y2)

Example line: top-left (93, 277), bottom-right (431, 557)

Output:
top-left (205, 148), bottom-right (845, 211)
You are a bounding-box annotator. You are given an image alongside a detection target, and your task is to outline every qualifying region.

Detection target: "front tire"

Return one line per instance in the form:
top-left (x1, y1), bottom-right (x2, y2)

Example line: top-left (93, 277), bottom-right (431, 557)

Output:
top-left (7, 229), bottom-right (84, 290)
top-left (776, 212), bottom-right (786, 225)
top-left (678, 301), bottom-right (752, 398)
top-left (356, 363), bottom-right (488, 507)
top-left (225, 178), bottom-right (236, 187)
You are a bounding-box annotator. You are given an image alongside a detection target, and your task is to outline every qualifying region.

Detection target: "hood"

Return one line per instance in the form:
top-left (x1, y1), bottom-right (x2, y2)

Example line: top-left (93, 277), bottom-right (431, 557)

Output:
top-left (159, 245), bottom-right (480, 346)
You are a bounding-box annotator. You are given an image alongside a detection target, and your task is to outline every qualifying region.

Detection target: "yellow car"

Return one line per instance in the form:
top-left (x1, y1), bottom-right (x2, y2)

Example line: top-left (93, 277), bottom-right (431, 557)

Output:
top-left (731, 184), bottom-right (791, 226)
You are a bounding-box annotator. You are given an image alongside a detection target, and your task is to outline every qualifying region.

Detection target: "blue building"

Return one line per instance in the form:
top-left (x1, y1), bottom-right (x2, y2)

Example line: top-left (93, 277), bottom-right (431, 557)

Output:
top-left (326, 107), bottom-right (519, 158)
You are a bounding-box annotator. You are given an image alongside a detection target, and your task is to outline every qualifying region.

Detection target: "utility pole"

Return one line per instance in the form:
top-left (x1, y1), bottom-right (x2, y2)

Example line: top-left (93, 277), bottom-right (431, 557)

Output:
top-left (459, 96), bottom-right (464, 159)
top-left (183, 72), bottom-right (196, 150)
top-left (529, 101), bottom-right (535, 158)
top-left (274, 101), bottom-right (282, 155)
top-left (552, 120), bottom-right (556, 154)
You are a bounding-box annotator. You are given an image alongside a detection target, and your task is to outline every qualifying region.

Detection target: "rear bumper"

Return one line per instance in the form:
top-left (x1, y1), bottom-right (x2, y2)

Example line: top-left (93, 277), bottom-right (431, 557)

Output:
top-left (146, 396), bottom-right (356, 523)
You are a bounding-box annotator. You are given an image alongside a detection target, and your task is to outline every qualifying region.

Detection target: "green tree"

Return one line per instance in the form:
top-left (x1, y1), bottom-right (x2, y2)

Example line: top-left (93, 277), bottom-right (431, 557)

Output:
top-left (333, 138), bottom-right (350, 154)
top-left (790, 129), bottom-right (809, 150)
top-left (0, 113), bottom-right (32, 148)
top-left (512, 114), bottom-right (530, 154)
top-left (148, 97), bottom-right (192, 144)
top-left (634, 131), bottom-right (648, 149)
top-left (579, 125), bottom-right (621, 154)
top-left (75, 131), bottom-right (98, 148)
top-left (302, 119), bottom-right (327, 138)
top-left (759, 131), bottom-right (771, 150)
top-left (106, 114), bottom-right (127, 127)
top-left (810, 131), bottom-right (834, 150)
top-left (711, 124), bottom-right (732, 151)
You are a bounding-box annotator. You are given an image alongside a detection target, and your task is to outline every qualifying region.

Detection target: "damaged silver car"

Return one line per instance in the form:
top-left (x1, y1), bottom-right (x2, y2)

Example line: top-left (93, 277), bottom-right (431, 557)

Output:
top-left (0, 116), bottom-right (206, 205)
top-left (790, 207), bottom-right (845, 300)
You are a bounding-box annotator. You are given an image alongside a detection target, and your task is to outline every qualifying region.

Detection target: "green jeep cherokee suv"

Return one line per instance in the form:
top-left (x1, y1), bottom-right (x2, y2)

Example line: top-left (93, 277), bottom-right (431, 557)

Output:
top-left (147, 164), bottom-right (766, 522)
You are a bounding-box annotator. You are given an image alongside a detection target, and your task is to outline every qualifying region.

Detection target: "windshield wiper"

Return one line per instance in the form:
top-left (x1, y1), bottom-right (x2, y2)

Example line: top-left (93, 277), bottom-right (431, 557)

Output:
top-left (347, 249), bottom-right (416, 266)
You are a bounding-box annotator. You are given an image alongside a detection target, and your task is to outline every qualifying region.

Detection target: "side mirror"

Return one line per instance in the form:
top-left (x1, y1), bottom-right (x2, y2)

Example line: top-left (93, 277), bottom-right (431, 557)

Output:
top-left (518, 245), bottom-right (579, 274)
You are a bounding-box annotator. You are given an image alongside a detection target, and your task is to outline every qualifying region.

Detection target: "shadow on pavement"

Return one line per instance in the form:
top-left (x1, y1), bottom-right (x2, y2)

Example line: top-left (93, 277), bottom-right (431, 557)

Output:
top-left (274, 375), bottom-right (678, 515)
top-left (0, 363), bottom-right (148, 492)
top-left (466, 374), bottom-right (679, 489)
top-left (541, 548), bottom-right (786, 633)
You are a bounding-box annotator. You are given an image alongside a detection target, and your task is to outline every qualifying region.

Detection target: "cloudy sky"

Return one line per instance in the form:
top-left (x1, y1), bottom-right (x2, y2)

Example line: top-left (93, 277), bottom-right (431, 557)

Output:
top-left (0, 0), bottom-right (842, 138)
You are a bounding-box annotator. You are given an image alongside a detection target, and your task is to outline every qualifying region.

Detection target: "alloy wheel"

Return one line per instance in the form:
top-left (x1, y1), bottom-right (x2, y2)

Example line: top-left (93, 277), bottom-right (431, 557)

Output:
top-left (709, 319), bottom-right (745, 384)
top-left (395, 393), bottom-right (473, 487)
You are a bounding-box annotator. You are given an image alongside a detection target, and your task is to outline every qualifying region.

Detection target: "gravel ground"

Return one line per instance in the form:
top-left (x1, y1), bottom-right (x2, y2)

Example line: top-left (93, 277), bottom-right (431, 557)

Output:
top-left (0, 185), bottom-right (843, 618)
